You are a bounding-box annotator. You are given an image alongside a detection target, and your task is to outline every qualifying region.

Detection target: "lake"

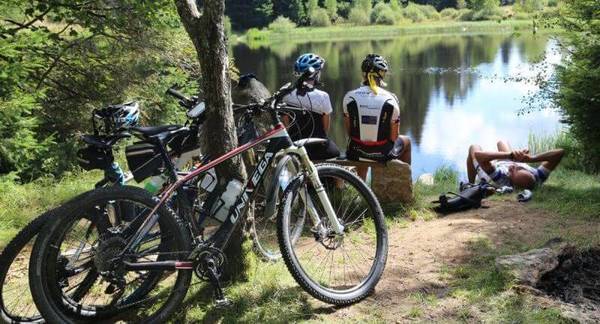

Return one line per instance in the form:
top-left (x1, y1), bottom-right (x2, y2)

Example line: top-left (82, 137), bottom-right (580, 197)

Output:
top-left (233, 33), bottom-right (562, 179)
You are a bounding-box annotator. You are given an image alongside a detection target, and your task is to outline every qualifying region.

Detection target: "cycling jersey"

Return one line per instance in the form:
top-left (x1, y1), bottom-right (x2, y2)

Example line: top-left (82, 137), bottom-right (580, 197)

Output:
top-left (343, 85), bottom-right (400, 145)
top-left (343, 85), bottom-right (400, 161)
top-left (474, 159), bottom-right (550, 188)
top-left (283, 88), bottom-right (332, 139)
top-left (283, 88), bottom-right (340, 160)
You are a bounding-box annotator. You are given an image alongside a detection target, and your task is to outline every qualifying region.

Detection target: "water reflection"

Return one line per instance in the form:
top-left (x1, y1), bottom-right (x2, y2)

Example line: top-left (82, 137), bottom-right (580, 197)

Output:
top-left (233, 33), bottom-right (560, 178)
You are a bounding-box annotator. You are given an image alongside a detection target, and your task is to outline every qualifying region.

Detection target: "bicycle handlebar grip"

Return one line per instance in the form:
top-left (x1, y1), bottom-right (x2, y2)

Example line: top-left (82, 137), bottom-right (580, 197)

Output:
top-left (166, 88), bottom-right (188, 102)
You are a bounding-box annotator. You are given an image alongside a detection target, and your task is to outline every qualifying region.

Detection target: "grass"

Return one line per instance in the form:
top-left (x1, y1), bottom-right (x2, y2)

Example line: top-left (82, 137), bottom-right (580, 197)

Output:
top-left (0, 171), bottom-right (100, 246)
top-left (242, 20), bottom-right (535, 47)
top-left (443, 237), bottom-right (576, 323)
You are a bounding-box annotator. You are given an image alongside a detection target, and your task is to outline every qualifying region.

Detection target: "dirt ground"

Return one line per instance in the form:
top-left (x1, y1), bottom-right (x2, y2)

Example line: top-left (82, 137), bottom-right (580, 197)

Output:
top-left (312, 200), bottom-right (600, 322)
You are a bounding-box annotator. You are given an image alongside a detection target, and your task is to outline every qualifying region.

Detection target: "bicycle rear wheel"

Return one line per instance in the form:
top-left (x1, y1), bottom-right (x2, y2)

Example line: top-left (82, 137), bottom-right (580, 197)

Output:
top-left (251, 154), bottom-right (305, 261)
top-left (277, 164), bottom-right (388, 305)
top-left (29, 186), bottom-right (192, 323)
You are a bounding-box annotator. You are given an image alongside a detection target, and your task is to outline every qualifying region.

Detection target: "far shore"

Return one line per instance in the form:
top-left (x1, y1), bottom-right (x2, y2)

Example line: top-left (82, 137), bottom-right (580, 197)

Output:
top-left (236, 19), bottom-right (551, 46)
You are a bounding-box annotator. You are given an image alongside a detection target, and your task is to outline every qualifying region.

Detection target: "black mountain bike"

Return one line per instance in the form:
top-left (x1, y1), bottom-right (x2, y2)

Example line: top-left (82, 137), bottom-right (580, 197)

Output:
top-left (28, 71), bottom-right (388, 323)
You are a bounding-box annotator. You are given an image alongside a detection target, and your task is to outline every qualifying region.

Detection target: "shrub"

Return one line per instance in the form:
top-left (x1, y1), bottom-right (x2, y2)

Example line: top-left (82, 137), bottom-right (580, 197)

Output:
top-left (267, 16), bottom-right (296, 33)
top-left (456, 0), bottom-right (467, 9)
top-left (440, 8), bottom-right (459, 20)
top-left (469, 0), bottom-right (498, 12)
top-left (458, 8), bottom-right (473, 21)
top-left (515, 0), bottom-right (546, 13)
top-left (547, 0), bottom-right (558, 7)
top-left (471, 7), bottom-right (503, 21)
top-left (552, 1), bottom-right (600, 172)
top-left (311, 8), bottom-right (331, 27)
top-left (348, 7), bottom-right (370, 25)
top-left (420, 5), bottom-right (440, 20)
top-left (371, 3), bottom-right (396, 25)
top-left (246, 28), bottom-right (268, 41)
top-left (513, 12), bottom-right (530, 20)
top-left (404, 3), bottom-right (426, 22)
top-left (375, 7), bottom-right (396, 25)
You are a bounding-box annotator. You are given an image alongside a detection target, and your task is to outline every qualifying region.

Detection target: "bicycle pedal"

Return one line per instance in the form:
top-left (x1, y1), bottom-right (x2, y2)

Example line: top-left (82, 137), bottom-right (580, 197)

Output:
top-left (214, 297), bottom-right (232, 308)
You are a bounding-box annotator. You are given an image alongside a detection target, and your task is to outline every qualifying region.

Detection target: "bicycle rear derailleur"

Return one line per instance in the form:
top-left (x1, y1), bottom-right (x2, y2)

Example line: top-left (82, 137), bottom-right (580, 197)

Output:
top-left (193, 246), bottom-right (230, 307)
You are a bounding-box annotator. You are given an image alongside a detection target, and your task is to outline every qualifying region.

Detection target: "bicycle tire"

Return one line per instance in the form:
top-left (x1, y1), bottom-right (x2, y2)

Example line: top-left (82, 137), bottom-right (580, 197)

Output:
top-left (0, 191), bottom-right (95, 324)
top-left (277, 164), bottom-right (388, 305)
top-left (28, 186), bottom-right (192, 324)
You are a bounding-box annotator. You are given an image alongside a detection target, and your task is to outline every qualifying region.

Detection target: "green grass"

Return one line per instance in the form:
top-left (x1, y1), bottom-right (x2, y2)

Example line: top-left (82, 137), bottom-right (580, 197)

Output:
top-left (445, 237), bottom-right (575, 323)
top-left (0, 171), bottom-right (100, 246)
top-left (242, 20), bottom-right (535, 46)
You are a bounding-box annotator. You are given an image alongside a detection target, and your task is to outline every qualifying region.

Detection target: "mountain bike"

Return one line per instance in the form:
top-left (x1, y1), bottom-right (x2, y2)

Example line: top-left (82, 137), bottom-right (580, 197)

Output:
top-left (28, 70), bottom-right (389, 323)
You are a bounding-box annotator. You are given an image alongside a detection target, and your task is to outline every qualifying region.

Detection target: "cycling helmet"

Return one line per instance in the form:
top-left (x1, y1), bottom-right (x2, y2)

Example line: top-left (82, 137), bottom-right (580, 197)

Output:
top-left (361, 54), bottom-right (389, 74)
top-left (294, 53), bottom-right (325, 76)
top-left (113, 101), bottom-right (140, 129)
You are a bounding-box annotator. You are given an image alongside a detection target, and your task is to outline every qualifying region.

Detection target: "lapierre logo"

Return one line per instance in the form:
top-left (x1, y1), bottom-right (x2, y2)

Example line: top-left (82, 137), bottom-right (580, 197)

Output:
top-left (251, 152), bottom-right (274, 186)
top-left (230, 190), bottom-right (249, 223)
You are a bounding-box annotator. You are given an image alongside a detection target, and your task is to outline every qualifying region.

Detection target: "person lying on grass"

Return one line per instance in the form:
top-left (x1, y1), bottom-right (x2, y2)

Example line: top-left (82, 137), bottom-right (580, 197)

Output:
top-left (466, 140), bottom-right (564, 190)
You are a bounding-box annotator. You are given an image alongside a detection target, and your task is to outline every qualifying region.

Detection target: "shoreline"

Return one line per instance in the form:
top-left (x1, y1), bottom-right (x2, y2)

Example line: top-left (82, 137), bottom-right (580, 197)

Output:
top-left (237, 20), bottom-right (543, 46)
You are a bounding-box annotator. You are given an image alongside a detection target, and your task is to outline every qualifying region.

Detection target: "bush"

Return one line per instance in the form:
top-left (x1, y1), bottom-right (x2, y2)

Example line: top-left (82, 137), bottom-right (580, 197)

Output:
top-left (348, 7), bottom-right (370, 25)
top-left (311, 8), bottom-right (331, 26)
top-left (458, 8), bottom-right (474, 21)
top-left (372, 3), bottom-right (396, 25)
top-left (420, 4), bottom-right (440, 20)
top-left (553, 1), bottom-right (600, 172)
top-left (471, 7), bottom-right (504, 21)
top-left (513, 12), bottom-right (530, 20)
top-left (267, 16), bottom-right (296, 33)
top-left (246, 28), bottom-right (268, 41)
top-left (375, 8), bottom-right (396, 25)
top-left (469, 0), bottom-right (498, 11)
top-left (404, 3), bottom-right (426, 22)
top-left (440, 8), bottom-right (459, 20)
top-left (547, 0), bottom-right (558, 7)
top-left (515, 0), bottom-right (546, 13)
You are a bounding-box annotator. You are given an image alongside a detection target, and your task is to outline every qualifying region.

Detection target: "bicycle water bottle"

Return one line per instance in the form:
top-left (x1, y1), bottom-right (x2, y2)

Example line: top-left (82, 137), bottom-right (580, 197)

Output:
top-left (108, 162), bottom-right (125, 185)
top-left (211, 179), bottom-right (243, 222)
top-left (145, 175), bottom-right (167, 194)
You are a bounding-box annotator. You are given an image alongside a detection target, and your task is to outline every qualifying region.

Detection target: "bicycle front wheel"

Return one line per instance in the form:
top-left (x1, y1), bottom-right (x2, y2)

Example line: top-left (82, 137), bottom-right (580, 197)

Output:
top-left (277, 164), bottom-right (388, 305)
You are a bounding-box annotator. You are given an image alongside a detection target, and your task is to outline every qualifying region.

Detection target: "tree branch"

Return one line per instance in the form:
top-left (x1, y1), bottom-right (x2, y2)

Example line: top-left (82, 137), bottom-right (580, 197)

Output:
top-left (5, 5), bottom-right (55, 35)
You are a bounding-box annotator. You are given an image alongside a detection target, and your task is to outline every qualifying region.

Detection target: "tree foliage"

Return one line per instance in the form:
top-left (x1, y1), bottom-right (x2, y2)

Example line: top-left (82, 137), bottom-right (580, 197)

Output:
top-left (552, 0), bottom-right (600, 171)
top-left (0, 0), bottom-right (195, 180)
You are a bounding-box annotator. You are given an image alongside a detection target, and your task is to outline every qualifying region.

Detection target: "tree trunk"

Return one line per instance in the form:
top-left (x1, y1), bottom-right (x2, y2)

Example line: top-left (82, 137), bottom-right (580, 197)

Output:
top-left (175, 0), bottom-right (249, 281)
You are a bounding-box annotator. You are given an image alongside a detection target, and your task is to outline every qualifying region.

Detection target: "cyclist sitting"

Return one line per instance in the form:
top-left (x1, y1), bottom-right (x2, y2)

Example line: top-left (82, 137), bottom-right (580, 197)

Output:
top-left (343, 54), bottom-right (411, 179)
top-left (282, 53), bottom-right (340, 161)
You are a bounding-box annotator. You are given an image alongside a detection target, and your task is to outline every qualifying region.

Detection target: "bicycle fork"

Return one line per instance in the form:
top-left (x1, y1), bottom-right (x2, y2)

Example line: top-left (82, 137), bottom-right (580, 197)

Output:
top-left (289, 146), bottom-right (345, 235)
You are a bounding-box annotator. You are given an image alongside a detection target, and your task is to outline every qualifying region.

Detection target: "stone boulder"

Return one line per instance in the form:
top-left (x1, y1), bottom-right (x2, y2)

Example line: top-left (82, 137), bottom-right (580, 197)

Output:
top-left (495, 238), bottom-right (576, 286)
top-left (332, 159), bottom-right (413, 204)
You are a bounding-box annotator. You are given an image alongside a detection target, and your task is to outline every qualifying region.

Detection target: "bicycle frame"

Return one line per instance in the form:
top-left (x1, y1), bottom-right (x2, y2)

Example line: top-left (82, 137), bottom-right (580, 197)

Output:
top-left (121, 114), bottom-right (344, 271)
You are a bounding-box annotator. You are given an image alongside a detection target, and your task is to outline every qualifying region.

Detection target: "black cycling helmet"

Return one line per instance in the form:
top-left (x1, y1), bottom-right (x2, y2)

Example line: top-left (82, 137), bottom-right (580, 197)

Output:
top-left (361, 54), bottom-right (389, 74)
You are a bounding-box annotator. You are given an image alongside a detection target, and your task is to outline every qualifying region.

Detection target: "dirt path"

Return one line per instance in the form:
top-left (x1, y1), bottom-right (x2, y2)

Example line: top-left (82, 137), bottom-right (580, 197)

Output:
top-left (315, 200), bottom-right (600, 322)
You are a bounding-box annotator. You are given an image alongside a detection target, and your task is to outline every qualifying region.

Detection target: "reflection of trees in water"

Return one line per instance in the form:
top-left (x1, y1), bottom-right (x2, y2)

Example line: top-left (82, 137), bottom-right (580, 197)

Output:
top-left (233, 33), bottom-right (549, 148)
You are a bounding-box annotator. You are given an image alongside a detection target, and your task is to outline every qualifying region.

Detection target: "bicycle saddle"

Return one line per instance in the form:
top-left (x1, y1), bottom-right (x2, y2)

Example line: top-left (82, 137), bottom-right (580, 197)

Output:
top-left (129, 125), bottom-right (182, 137)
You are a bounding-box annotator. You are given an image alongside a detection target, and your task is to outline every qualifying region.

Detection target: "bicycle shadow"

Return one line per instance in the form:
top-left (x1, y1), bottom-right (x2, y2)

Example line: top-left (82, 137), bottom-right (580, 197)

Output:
top-left (170, 279), bottom-right (338, 323)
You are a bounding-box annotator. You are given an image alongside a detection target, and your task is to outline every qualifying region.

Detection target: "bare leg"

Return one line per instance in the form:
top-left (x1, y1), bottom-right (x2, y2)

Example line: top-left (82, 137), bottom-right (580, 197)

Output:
top-left (398, 135), bottom-right (412, 165)
top-left (497, 140), bottom-right (511, 152)
top-left (467, 144), bottom-right (482, 183)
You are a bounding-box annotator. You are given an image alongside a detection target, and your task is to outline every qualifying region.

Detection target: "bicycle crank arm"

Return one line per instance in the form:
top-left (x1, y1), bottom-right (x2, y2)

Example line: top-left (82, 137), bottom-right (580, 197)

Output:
top-left (123, 260), bottom-right (193, 271)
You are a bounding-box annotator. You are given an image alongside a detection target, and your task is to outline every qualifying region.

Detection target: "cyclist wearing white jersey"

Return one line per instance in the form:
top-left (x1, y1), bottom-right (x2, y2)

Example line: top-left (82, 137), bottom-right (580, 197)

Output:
top-left (467, 140), bottom-right (564, 189)
top-left (282, 53), bottom-right (340, 160)
top-left (343, 54), bottom-right (411, 179)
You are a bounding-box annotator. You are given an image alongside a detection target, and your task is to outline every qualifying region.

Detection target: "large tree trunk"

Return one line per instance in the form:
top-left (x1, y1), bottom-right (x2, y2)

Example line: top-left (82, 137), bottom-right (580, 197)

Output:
top-left (175, 0), bottom-right (250, 281)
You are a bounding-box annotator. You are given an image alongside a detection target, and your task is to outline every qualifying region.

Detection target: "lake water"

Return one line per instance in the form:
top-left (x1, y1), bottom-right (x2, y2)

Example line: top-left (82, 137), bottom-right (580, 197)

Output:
top-left (233, 33), bottom-right (562, 179)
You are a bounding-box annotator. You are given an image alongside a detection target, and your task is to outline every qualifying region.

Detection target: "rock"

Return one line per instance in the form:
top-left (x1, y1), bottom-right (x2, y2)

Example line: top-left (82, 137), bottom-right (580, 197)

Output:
top-left (495, 238), bottom-right (576, 286)
top-left (332, 159), bottom-right (413, 204)
top-left (417, 173), bottom-right (434, 186)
